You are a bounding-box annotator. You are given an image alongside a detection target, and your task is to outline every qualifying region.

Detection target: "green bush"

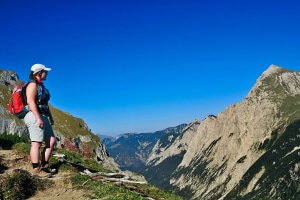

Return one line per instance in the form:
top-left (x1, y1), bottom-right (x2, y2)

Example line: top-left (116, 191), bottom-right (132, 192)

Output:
top-left (0, 132), bottom-right (29, 150)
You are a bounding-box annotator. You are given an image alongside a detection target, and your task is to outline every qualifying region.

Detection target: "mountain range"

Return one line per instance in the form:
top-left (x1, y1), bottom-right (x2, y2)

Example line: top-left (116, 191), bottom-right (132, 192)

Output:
top-left (103, 64), bottom-right (300, 199)
top-left (101, 124), bottom-right (186, 172)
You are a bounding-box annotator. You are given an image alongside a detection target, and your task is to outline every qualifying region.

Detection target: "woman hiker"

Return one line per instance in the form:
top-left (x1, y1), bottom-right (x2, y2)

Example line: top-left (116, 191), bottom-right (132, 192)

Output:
top-left (25, 63), bottom-right (56, 178)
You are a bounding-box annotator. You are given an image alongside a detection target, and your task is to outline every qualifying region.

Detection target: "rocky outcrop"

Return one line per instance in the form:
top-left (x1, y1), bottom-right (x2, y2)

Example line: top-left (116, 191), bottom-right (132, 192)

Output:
top-left (0, 70), bottom-right (29, 136)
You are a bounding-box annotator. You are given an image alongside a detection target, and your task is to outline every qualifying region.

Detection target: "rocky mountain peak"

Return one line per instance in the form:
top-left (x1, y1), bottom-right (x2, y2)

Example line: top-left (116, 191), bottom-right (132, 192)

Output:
top-left (0, 70), bottom-right (19, 83)
top-left (181, 119), bottom-right (200, 133)
top-left (246, 65), bottom-right (300, 102)
top-left (261, 64), bottom-right (284, 78)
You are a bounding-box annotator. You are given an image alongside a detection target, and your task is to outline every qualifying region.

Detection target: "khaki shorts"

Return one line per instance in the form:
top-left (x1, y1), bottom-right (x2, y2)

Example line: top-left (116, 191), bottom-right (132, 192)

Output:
top-left (24, 111), bottom-right (55, 142)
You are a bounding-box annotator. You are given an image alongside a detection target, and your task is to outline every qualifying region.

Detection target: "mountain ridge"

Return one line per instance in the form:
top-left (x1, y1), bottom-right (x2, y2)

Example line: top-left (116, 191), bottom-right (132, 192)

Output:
top-left (168, 64), bottom-right (300, 199)
top-left (103, 124), bottom-right (187, 172)
top-left (104, 64), bottom-right (300, 199)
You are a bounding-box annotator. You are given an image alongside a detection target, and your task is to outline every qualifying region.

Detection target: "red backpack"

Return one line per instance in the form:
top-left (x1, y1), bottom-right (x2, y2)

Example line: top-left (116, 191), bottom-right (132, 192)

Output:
top-left (7, 82), bottom-right (30, 119)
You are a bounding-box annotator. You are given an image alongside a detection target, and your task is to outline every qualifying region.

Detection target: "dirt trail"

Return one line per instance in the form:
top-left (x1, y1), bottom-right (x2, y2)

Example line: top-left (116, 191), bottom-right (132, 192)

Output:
top-left (0, 150), bottom-right (90, 200)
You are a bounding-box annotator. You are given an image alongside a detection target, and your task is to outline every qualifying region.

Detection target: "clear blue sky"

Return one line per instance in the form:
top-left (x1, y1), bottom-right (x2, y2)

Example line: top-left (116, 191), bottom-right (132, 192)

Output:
top-left (1, 0), bottom-right (299, 136)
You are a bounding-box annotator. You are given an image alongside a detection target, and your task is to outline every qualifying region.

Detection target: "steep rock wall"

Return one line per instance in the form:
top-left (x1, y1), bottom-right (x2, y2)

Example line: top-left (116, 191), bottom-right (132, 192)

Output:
top-left (146, 65), bottom-right (300, 199)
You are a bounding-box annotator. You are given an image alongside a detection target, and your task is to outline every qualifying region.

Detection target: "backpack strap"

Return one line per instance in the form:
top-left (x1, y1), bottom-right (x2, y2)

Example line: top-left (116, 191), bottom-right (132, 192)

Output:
top-left (21, 82), bottom-right (31, 106)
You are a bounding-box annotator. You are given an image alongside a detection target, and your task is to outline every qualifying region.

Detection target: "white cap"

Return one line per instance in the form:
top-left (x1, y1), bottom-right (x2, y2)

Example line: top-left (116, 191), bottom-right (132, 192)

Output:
top-left (31, 64), bottom-right (51, 74)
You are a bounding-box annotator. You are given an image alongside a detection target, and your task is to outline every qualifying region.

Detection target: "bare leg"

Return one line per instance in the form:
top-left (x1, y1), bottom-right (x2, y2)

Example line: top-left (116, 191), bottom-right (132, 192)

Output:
top-left (42, 136), bottom-right (56, 162)
top-left (30, 141), bottom-right (42, 164)
top-left (31, 141), bottom-right (52, 178)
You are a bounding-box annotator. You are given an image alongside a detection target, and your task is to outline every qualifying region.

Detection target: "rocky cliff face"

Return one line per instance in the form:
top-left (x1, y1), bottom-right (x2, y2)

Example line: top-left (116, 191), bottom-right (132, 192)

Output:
top-left (0, 70), bottom-right (27, 137)
top-left (0, 70), bottom-right (119, 171)
top-left (144, 65), bottom-right (300, 199)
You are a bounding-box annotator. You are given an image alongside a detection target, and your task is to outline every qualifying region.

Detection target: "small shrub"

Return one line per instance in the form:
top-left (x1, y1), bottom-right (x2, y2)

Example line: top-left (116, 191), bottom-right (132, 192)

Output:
top-left (0, 169), bottom-right (53, 200)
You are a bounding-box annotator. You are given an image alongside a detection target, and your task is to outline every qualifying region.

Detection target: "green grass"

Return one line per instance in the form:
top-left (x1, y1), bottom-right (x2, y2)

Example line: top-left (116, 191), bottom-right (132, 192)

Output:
top-left (54, 149), bottom-right (182, 199)
top-left (70, 173), bottom-right (182, 200)
top-left (49, 105), bottom-right (100, 141)
top-left (52, 148), bottom-right (111, 173)
top-left (56, 150), bottom-right (182, 199)
top-left (12, 142), bottom-right (31, 154)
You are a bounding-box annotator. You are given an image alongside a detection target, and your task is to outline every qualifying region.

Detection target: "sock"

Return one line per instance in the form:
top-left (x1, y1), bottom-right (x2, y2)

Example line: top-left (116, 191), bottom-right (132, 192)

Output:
top-left (41, 160), bottom-right (48, 166)
top-left (32, 163), bottom-right (39, 169)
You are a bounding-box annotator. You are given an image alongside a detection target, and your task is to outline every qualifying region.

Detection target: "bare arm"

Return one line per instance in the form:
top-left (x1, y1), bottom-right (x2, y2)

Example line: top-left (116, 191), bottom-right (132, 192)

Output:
top-left (26, 82), bottom-right (43, 128)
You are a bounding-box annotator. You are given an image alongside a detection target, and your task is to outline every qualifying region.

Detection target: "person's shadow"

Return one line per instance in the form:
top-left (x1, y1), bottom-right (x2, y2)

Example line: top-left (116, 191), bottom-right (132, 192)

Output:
top-left (51, 156), bottom-right (99, 174)
top-left (0, 139), bottom-right (12, 174)
top-left (0, 155), bottom-right (9, 174)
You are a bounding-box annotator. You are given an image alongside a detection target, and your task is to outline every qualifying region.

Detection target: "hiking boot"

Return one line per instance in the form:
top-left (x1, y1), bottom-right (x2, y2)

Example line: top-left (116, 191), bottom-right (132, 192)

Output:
top-left (41, 163), bottom-right (57, 174)
top-left (32, 167), bottom-right (52, 178)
